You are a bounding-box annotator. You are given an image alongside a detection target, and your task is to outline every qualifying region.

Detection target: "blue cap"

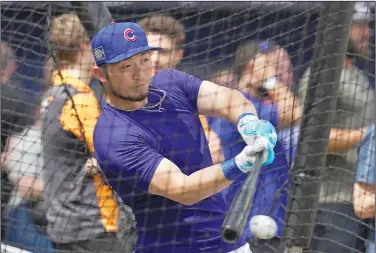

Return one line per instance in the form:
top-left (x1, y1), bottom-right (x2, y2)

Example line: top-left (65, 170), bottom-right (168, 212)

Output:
top-left (259, 40), bottom-right (271, 53)
top-left (91, 22), bottom-right (161, 66)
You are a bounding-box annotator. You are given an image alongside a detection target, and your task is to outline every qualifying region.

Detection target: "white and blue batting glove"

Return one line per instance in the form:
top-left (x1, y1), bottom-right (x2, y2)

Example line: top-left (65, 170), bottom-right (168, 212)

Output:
top-left (237, 113), bottom-right (277, 166)
top-left (220, 113), bottom-right (277, 181)
top-left (221, 142), bottom-right (272, 180)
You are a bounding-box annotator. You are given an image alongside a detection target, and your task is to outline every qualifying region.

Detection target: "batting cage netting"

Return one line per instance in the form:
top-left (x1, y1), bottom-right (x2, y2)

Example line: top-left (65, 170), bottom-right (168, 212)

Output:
top-left (1, 2), bottom-right (375, 253)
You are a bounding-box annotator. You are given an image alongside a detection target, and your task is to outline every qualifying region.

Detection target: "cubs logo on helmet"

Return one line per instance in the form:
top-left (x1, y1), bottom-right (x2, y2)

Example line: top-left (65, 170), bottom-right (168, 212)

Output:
top-left (124, 28), bottom-right (137, 42)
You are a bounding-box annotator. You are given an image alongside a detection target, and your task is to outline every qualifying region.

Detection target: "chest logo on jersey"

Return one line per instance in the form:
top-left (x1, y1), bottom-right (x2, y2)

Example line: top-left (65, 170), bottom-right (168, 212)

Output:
top-left (124, 28), bottom-right (137, 42)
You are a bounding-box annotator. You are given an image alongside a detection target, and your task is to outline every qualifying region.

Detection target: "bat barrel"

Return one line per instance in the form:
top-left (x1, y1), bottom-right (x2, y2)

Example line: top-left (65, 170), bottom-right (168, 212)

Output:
top-left (221, 153), bottom-right (263, 243)
top-left (221, 214), bottom-right (248, 243)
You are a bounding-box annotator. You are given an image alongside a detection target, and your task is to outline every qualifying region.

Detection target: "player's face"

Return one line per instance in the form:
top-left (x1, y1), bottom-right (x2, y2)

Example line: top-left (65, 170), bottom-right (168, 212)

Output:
top-left (349, 21), bottom-right (370, 56)
top-left (105, 52), bottom-right (153, 102)
top-left (146, 32), bottom-right (183, 75)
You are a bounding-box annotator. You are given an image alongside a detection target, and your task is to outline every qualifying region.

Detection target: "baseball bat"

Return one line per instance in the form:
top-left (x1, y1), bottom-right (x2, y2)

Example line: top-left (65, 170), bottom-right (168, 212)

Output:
top-left (221, 152), bottom-right (263, 243)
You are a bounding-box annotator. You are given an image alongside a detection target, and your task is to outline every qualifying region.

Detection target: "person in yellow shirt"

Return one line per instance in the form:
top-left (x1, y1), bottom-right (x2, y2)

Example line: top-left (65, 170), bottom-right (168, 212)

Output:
top-left (41, 13), bottom-right (135, 253)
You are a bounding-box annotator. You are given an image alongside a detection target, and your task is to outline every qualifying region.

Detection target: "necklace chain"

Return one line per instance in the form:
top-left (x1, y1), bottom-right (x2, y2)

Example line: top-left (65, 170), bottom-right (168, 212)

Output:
top-left (105, 88), bottom-right (167, 112)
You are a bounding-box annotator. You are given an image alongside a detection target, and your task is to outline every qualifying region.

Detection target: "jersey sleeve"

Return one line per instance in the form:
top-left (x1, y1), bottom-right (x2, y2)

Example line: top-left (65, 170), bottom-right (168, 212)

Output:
top-left (96, 132), bottom-right (165, 192)
top-left (169, 69), bottom-right (203, 111)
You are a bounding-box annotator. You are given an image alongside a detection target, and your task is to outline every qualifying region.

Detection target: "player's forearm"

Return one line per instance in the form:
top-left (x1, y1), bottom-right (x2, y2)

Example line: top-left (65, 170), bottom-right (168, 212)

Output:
top-left (328, 128), bottom-right (365, 153)
top-left (198, 81), bottom-right (258, 124)
top-left (174, 164), bottom-right (233, 205)
top-left (267, 84), bottom-right (302, 127)
top-left (226, 89), bottom-right (258, 125)
top-left (149, 159), bottom-right (233, 206)
top-left (150, 114), bottom-right (276, 205)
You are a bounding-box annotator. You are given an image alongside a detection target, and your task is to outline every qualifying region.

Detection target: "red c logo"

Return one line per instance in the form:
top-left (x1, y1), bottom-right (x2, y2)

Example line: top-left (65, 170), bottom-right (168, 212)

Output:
top-left (124, 28), bottom-right (137, 42)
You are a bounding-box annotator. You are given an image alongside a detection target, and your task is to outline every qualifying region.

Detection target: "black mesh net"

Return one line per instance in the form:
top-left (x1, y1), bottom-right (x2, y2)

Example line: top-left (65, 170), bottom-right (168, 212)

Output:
top-left (1, 2), bottom-right (375, 253)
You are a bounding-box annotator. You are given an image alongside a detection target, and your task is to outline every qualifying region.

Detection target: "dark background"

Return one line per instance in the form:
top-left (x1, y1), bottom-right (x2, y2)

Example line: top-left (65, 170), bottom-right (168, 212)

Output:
top-left (1, 1), bottom-right (374, 96)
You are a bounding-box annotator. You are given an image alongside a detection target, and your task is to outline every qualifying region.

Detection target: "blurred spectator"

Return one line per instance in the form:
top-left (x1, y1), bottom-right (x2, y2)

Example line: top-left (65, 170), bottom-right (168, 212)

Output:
top-left (0, 42), bottom-right (17, 84)
top-left (234, 39), bottom-right (302, 126)
top-left (351, 2), bottom-right (372, 57)
top-left (298, 3), bottom-right (374, 252)
top-left (137, 15), bottom-right (185, 76)
top-left (138, 14), bottom-right (224, 163)
top-left (43, 55), bottom-right (103, 103)
top-left (233, 39), bottom-right (302, 165)
top-left (298, 1), bottom-right (374, 203)
top-left (1, 41), bottom-right (37, 240)
top-left (2, 109), bottom-right (54, 253)
top-left (209, 67), bottom-right (238, 89)
top-left (1, 41), bottom-right (36, 151)
top-left (42, 13), bottom-right (135, 253)
top-left (235, 40), bottom-right (295, 99)
top-left (353, 125), bottom-right (375, 253)
top-left (207, 43), bottom-right (293, 252)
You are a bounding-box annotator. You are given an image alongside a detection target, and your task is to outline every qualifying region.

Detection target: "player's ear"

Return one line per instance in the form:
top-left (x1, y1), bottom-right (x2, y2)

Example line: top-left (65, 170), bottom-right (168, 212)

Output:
top-left (92, 66), bottom-right (107, 84)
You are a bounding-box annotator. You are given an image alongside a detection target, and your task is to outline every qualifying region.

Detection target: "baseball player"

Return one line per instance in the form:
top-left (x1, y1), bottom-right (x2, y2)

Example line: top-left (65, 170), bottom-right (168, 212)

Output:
top-left (91, 22), bottom-right (277, 253)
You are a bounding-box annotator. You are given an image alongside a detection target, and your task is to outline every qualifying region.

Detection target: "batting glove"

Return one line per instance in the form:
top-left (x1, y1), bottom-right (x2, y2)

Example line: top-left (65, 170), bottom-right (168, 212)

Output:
top-left (221, 140), bottom-right (270, 180)
top-left (237, 113), bottom-right (277, 166)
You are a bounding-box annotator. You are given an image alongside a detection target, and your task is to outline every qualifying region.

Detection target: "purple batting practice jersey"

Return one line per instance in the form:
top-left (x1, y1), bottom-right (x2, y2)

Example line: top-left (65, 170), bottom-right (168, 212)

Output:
top-left (94, 69), bottom-right (247, 253)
